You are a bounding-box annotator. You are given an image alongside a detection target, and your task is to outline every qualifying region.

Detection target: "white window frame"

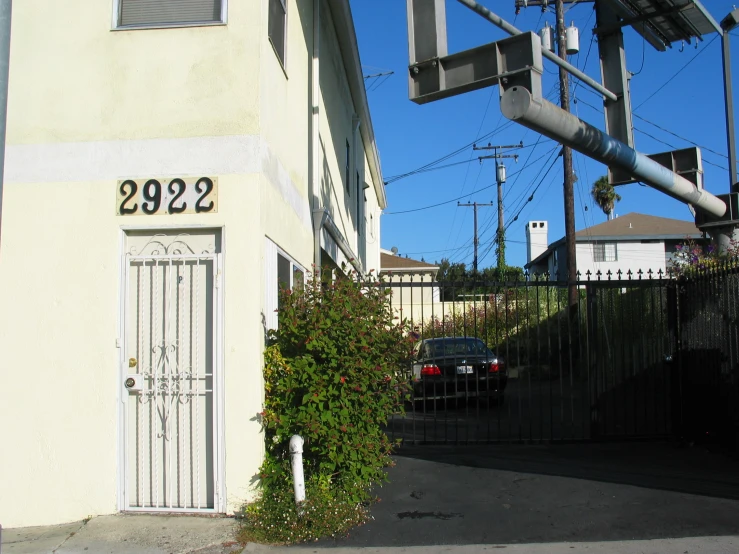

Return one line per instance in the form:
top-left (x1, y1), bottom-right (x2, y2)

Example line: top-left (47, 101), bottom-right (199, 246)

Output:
top-left (112, 0), bottom-right (228, 31)
top-left (267, 0), bottom-right (288, 70)
top-left (265, 238), bottom-right (306, 332)
top-left (593, 242), bottom-right (618, 263)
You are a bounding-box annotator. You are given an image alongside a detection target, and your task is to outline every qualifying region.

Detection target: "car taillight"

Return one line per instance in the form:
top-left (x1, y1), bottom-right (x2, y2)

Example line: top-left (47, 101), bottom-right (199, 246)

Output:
top-left (421, 364), bottom-right (441, 376)
top-left (489, 362), bottom-right (501, 373)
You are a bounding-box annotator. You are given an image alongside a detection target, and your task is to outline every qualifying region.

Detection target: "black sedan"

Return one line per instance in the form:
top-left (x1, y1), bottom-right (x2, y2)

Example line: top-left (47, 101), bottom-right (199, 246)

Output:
top-left (409, 336), bottom-right (507, 404)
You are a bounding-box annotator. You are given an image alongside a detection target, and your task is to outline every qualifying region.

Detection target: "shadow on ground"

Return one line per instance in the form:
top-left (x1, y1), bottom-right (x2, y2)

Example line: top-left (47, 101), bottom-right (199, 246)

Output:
top-left (299, 442), bottom-right (739, 549)
top-left (398, 441), bottom-right (739, 500)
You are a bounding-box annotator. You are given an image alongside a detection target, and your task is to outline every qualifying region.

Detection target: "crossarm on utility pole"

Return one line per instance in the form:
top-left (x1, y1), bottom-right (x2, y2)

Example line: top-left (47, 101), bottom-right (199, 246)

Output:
top-left (454, 0), bottom-right (618, 102)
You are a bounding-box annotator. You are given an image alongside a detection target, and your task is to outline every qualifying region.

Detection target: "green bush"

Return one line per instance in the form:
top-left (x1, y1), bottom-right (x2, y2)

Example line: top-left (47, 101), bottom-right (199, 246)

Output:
top-left (240, 273), bottom-right (414, 545)
top-left (238, 474), bottom-right (367, 545)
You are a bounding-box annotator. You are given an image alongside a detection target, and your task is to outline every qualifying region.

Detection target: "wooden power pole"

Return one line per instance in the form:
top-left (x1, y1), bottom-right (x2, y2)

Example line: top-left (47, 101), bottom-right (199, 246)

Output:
top-left (458, 201), bottom-right (494, 274)
top-left (556, 0), bottom-right (578, 309)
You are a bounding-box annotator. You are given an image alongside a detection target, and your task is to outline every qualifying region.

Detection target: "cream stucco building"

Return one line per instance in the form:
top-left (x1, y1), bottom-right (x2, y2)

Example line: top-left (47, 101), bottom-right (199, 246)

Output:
top-left (380, 250), bottom-right (440, 328)
top-left (0, 0), bottom-right (385, 527)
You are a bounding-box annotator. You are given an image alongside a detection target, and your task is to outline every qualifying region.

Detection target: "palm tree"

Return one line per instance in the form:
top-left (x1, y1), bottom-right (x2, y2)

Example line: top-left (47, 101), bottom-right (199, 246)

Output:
top-left (591, 175), bottom-right (621, 220)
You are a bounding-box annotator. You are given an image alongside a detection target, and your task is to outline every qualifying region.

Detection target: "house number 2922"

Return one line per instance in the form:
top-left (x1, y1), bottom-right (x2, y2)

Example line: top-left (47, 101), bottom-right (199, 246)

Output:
top-left (116, 177), bottom-right (218, 216)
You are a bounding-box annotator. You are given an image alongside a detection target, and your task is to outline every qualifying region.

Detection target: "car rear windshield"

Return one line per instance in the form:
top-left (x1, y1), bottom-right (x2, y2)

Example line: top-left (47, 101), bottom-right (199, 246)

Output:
top-left (424, 338), bottom-right (493, 358)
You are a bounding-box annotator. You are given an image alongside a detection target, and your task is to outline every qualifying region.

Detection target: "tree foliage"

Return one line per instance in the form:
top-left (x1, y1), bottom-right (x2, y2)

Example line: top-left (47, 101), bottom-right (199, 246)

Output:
top-left (435, 258), bottom-right (524, 301)
top-left (591, 175), bottom-right (621, 217)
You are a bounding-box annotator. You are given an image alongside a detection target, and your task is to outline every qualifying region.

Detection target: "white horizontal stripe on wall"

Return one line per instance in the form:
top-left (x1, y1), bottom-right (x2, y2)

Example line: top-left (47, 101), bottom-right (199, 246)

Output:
top-left (5, 134), bottom-right (312, 231)
top-left (6, 135), bottom-right (261, 183)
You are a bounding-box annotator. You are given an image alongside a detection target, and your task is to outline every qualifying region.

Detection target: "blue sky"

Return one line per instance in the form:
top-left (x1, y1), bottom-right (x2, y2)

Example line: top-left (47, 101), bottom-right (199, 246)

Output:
top-left (350, 0), bottom-right (739, 269)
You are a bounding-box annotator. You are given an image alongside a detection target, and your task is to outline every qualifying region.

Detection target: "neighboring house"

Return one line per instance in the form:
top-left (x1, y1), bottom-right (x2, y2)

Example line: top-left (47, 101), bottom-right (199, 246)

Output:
top-left (525, 213), bottom-right (707, 278)
top-left (0, 0), bottom-right (385, 527)
top-left (380, 250), bottom-right (439, 326)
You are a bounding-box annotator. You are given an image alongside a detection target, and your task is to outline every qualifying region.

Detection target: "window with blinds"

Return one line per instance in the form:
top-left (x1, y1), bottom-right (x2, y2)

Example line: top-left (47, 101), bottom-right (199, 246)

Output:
top-left (117, 0), bottom-right (225, 28)
top-left (268, 0), bottom-right (287, 66)
top-left (593, 242), bottom-right (617, 262)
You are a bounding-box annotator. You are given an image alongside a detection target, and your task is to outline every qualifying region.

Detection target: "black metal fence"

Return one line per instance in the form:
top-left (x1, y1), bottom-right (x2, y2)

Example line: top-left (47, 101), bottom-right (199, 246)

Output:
top-left (675, 264), bottom-right (739, 451)
top-left (383, 267), bottom-right (739, 448)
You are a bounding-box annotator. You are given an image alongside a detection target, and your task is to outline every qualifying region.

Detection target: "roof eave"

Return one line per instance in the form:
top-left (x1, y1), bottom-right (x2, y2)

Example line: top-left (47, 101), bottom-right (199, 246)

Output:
top-left (327, 0), bottom-right (387, 209)
top-left (381, 267), bottom-right (440, 273)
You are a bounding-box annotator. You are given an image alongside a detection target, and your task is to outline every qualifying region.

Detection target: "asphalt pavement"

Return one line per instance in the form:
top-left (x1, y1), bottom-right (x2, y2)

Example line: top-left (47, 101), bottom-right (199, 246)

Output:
top-left (303, 441), bottom-right (739, 548)
top-left (4, 441), bottom-right (739, 553)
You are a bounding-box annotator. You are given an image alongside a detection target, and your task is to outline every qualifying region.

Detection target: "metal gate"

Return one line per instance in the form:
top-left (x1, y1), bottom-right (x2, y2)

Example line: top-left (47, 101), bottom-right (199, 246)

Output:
top-left (383, 273), bottom-right (677, 444)
top-left (121, 235), bottom-right (222, 511)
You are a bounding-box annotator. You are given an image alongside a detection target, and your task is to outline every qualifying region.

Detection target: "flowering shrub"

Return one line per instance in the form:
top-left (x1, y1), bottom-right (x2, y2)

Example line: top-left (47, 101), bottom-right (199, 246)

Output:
top-left (669, 238), bottom-right (739, 277)
top-left (238, 473), bottom-right (367, 544)
top-left (239, 272), bottom-right (414, 545)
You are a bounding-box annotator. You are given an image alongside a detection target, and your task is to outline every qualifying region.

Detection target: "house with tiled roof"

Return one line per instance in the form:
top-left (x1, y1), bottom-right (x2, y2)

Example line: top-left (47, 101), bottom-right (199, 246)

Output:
top-left (525, 213), bottom-right (708, 279)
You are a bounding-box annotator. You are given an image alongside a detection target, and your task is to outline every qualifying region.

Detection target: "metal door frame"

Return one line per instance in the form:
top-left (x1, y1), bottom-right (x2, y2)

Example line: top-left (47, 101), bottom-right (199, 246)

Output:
top-left (116, 226), bottom-right (226, 513)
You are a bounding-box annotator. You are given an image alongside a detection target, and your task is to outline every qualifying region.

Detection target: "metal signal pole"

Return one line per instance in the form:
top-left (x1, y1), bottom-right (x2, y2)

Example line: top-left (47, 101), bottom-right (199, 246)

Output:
top-left (458, 201), bottom-right (494, 273)
top-left (556, 0), bottom-right (578, 308)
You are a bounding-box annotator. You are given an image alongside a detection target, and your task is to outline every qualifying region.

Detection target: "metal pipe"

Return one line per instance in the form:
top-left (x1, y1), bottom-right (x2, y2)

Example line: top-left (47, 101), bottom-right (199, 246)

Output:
top-left (0, 0), bottom-right (12, 250)
top-left (289, 435), bottom-right (306, 508)
top-left (454, 0), bottom-right (618, 102)
top-left (500, 86), bottom-right (727, 217)
top-left (722, 30), bottom-right (738, 191)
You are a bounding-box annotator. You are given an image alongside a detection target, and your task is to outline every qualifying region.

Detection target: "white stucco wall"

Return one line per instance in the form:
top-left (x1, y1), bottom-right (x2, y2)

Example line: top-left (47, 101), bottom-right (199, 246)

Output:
top-left (573, 241), bottom-right (667, 279)
top-left (0, 0), bottom-right (384, 528)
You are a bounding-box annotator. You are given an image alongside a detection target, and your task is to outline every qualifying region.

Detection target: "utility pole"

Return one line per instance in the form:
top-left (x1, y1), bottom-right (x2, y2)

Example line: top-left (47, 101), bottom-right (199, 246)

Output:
top-left (555, 0), bottom-right (578, 309)
top-left (457, 201), bottom-right (493, 274)
top-left (720, 8), bottom-right (739, 192)
top-left (473, 142), bottom-right (523, 274)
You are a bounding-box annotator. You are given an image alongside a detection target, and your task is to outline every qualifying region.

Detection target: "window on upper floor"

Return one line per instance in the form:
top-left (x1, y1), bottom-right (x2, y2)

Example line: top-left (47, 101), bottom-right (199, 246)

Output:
top-left (345, 141), bottom-right (351, 196)
top-left (268, 0), bottom-right (287, 67)
top-left (593, 242), bottom-right (617, 262)
top-left (356, 171), bottom-right (362, 236)
top-left (114, 0), bottom-right (226, 29)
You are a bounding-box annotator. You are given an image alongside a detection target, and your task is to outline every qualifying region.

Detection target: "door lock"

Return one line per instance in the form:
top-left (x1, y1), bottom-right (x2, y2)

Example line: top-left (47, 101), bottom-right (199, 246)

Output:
top-left (125, 374), bottom-right (143, 393)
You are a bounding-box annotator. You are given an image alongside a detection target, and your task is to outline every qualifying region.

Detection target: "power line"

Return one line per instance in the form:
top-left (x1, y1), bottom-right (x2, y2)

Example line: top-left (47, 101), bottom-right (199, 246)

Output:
top-left (384, 147), bottom-right (559, 215)
top-left (574, 96), bottom-right (730, 172)
top-left (633, 113), bottom-right (730, 161)
top-left (383, 120), bottom-right (518, 184)
top-left (631, 37), bottom-right (647, 76)
top-left (634, 128), bottom-right (729, 172)
top-left (633, 35), bottom-right (717, 112)
top-left (478, 149), bottom-right (562, 263)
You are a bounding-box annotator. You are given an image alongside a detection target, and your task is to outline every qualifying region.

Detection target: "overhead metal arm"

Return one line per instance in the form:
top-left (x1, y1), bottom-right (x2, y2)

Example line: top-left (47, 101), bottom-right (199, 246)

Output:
top-left (453, 0), bottom-right (618, 102)
top-left (500, 84), bottom-right (726, 217)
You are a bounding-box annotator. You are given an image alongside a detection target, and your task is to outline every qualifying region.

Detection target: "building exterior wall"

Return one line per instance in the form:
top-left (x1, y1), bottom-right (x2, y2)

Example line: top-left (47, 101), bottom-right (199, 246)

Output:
top-left (525, 221), bottom-right (548, 264)
top-left (383, 273), bottom-right (440, 327)
top-left (530, 241), bottom-right (670, 279)
top-left (0, 0), bottom-right (381, 528)
top-left (574, 240), bottom-right (667, 278)
top-left (363, 152), bottom-right (382, 273)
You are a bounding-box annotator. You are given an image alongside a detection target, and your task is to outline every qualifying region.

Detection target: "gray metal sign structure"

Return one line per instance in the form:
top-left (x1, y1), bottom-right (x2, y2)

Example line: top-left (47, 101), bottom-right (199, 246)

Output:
top-left (406, 0), bottom-right (739, 249)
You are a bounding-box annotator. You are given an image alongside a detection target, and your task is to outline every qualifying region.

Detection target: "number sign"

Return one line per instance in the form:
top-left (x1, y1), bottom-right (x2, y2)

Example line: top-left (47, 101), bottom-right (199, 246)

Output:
top-left (116, 177), bottom-right (218, 216)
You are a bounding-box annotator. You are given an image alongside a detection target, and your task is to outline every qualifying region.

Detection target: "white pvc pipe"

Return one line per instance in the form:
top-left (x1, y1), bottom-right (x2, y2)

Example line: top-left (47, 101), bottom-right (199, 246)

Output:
top-left (289, 435), bottom-right (306, 507)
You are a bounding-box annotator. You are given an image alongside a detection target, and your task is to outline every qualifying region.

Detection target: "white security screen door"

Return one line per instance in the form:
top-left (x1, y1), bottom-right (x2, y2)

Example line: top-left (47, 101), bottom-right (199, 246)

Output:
top-left (121, 232), bottom-right (222, 511)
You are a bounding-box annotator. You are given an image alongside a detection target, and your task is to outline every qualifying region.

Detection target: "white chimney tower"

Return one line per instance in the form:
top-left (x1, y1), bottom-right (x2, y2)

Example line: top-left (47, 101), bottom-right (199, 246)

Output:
top-left (526, 221), bottom-right (548, 263)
